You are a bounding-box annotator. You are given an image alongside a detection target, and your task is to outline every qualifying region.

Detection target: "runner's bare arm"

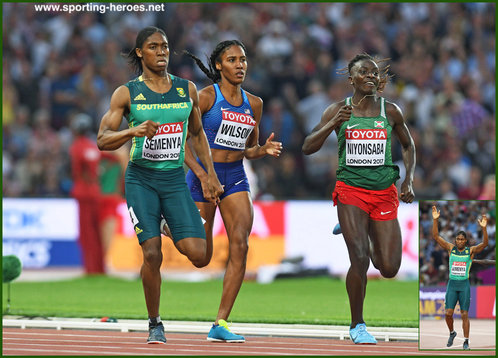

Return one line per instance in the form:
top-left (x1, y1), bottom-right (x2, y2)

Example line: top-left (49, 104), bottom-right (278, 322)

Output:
top-left (388, 102), bottom-right (415, 203)
top-left (187, 81), bottom-right (223, 202)
top-left (431, 206), bottom-right (453, 251)
top-left (471, 215), bottom-right (488, 255)
top-left (244, 95), bottom-right (282, 159)
top-left (97, 86), bottom-right (158, 150)
top-left (302, 102), bottom-right (351, 155)
top-left (184, 87), bottom-right (212, 180)
top-left (184, 137), bottom-right (206, 179)
top-left (184, 134), bottom-right (221, 203)
top-left (184, 87), bottom-right (224, 203)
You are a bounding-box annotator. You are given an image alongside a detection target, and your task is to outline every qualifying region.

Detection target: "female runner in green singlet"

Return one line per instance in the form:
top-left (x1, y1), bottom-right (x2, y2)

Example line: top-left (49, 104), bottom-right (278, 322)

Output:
top-left (302, 54), bottom-right (416, 344)
top-left (432, 205), bottom-right (488, 350)
top-left (97, 26), bottom-right (223, 345)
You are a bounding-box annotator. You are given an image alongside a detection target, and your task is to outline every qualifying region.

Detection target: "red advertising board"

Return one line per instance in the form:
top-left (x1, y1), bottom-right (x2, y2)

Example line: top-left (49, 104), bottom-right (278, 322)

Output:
top-left (476, 286), bottom-right (496, 318)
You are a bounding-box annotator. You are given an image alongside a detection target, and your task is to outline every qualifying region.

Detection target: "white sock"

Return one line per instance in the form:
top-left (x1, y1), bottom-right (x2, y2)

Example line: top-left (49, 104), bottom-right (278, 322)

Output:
top-left (149, 316), bottom-right (162, 326)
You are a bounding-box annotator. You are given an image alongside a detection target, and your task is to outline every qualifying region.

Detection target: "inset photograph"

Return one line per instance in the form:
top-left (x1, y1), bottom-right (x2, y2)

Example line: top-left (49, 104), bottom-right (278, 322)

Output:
top-left (419, 200), bottom-right (495, 351)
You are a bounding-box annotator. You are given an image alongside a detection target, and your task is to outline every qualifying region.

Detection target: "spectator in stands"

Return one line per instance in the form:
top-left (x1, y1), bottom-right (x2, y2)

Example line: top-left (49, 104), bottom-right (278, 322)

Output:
top-left (2, 2), bottom-right (495, 200)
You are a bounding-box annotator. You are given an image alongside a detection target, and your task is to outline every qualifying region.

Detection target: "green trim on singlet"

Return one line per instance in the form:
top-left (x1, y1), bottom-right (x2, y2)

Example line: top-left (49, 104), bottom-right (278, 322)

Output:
top-left (336, 97), bottom-right (400, 190)
top-left (448, 246), bottom-right (472, 281)
top-left (125, 74), bottom-right (192, 171)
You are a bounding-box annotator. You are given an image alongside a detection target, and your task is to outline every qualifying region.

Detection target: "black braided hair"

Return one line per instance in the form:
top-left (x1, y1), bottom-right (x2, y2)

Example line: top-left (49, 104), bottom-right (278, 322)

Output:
top-left (184, 40), bottom-right (246, 83)
top-left (125, 26), bottom-right (167, 74)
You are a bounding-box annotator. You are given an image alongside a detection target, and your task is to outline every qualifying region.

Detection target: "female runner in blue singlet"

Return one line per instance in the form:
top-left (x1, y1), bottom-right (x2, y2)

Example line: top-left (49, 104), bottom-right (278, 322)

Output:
top-left (183, 40), bottom-right (282, 342)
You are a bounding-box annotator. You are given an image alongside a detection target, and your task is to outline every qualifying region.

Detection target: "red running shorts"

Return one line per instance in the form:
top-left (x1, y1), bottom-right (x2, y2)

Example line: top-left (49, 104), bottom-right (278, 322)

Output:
top-left (332, 180), bottom-right (399, 221)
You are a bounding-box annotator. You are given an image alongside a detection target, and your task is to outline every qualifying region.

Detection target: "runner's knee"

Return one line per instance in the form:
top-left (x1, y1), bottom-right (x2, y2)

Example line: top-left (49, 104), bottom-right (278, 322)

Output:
top-left (230, 239), bottom-right (248, 258)
top-left (186, 244), bottom-right (208, 268)
top-left (188, 253), bottom-right (207, 268)
top-left (349, 251), bottom-right (370, 273)
top-left (195, 251), bottom-right (213, 268)
top-left (142, 247), bottom-right (163, 269)
top-left (190, 257), bottom-right (207, 268)
top-left (378, 262), bottom-right (400, 278)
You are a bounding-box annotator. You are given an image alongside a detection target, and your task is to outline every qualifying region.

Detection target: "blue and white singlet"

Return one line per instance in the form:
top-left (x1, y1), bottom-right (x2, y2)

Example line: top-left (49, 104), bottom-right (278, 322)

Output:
top-left (203, 83), bottom-right (255, 151)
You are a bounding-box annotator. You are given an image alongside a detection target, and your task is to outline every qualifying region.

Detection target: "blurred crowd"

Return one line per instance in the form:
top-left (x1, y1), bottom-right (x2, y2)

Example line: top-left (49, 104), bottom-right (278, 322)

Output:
top-left (419, 201), bottom-right (496, 287)
top-left (3, 2), bottom-right (496, 200)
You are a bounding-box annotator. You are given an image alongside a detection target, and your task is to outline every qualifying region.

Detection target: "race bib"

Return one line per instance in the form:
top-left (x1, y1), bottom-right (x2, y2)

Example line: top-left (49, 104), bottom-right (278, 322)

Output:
top-left (451, 261), bottom-right (467, 277)
top-left (214, 109), bottom-right (255, 149)
top-left (142, 122), bottom-right (183, 161)
top-left (345, 128), bottom-right (386, 166)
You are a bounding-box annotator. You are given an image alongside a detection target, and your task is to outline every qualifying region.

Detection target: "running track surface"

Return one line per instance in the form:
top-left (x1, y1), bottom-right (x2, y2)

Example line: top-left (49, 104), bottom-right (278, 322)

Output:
top-left (420, 319), bottom-right (495, 352)
top-left (3, 328), bottom-right (496, 356)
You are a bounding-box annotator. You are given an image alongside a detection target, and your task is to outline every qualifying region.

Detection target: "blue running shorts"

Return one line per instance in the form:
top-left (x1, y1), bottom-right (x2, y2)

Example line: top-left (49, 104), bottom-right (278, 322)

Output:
top-left (186, 159), bottom-right (250, 202)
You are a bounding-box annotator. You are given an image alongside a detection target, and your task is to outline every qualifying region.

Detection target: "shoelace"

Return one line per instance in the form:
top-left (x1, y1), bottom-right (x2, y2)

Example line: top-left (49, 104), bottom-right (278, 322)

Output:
top-left (219, 320), bottom-right (234, 332)
top-left (357, 327), bottom-right (375, 341)
top-left (357, 325), bottom-right (366, 332)
top-left (218, 321), bottom-right (232, 331)
top-left (354, 325), bottom-right (372, 340)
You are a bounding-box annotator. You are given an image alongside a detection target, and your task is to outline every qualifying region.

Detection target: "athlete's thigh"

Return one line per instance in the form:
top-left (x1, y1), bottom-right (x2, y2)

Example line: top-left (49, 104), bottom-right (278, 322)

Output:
top-left (337, 200), bottom-right (370, 256)
top-left (368, 218), bottom-right (402, 262)
top-left (219, 191), bottom-right (253, 241)
top-left (125, 179), bottom-right (161, 243)
top-left (219, 160), bottom-right (250, 200)
top-left (196, 201), bottom-right (217, 238)
top-left (160, 182), bottom-right (205, 242)
top-left (445, 282), bottom-right (458, 310)
top-left (458, 282), bottom-right (471, 311)
top-left (174, 236), bottom-right (206, 257)
top-left (186, 168), bottom-right (207, 202)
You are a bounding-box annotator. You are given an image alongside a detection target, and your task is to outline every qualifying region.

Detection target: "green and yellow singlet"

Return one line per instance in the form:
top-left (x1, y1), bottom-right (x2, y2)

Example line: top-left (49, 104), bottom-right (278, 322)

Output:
top-left (125, 74), bottom-right (192, 171)
top-left (448, 246), bottom-right (472, 281)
